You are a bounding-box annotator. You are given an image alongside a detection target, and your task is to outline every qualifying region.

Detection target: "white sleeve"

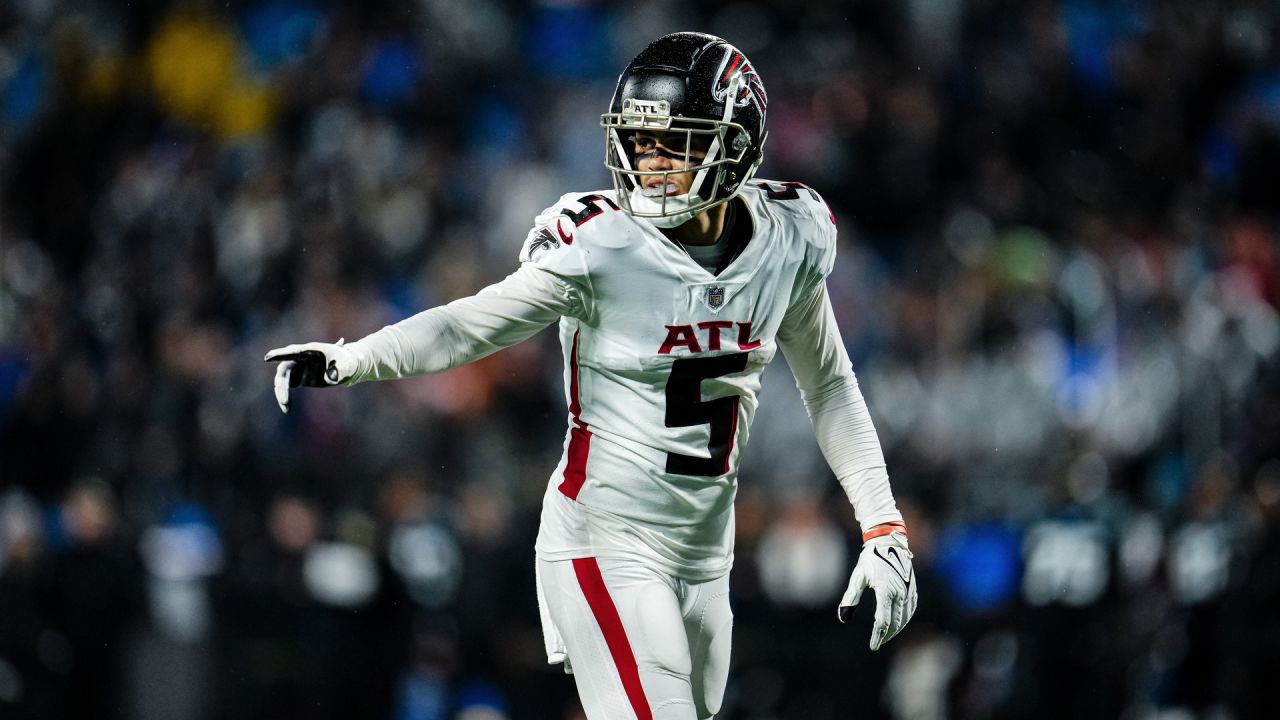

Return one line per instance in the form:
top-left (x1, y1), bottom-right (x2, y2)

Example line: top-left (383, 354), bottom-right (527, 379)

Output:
top-left (343, 264), bottom-right (578, 382)
top-left (775, 281), bottom-right (903, 534)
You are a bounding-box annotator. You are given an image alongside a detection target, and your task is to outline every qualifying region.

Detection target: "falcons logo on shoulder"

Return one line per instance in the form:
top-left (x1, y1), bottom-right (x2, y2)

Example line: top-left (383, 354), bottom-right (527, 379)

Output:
top-left (526, 227), bottom-right (560, 261)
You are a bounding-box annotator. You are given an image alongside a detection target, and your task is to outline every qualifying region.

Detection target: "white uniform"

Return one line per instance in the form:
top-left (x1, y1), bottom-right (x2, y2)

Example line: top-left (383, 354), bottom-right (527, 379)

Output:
top-left (342, 180), bottom-right (901, 720)
top-left (528, 184), bottom-right (829, 575)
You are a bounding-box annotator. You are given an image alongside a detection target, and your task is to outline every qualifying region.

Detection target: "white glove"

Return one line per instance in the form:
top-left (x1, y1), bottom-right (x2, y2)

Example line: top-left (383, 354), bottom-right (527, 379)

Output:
top-left (838, 525), bottom-right (917, 651)
top-left (264, 339), bottom-right (358, 413)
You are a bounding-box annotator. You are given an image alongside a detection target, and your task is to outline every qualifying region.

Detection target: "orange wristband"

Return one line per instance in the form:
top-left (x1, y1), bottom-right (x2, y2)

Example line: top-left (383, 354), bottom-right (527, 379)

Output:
top-left (862, 521), bottom-right (907, 543)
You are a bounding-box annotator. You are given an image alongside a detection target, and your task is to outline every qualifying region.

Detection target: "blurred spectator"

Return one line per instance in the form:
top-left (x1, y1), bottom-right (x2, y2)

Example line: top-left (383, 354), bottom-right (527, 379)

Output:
top-left (48, 479), bottom-right (139, 720)
top-left (0, 491), bottom-right (56, 719)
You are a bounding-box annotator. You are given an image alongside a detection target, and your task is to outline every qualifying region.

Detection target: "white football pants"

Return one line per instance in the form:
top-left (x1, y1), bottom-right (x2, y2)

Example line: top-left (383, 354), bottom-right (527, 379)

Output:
top-left (536, 557), bottom-right (733, 720)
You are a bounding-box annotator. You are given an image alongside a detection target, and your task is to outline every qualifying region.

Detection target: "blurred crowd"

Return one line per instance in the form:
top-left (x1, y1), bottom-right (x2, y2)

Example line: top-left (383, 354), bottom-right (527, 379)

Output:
top-left (2, 0), bottom-right (1279, 719)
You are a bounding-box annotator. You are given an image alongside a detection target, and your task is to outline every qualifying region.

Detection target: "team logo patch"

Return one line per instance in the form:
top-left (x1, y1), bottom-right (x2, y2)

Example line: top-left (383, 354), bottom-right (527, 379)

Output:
top-left (525, 227), bottom-right (559, 261)
top-left (706, 285), bottom-right (726, 311)
top-left (712, 49), bottom-right (767, 111)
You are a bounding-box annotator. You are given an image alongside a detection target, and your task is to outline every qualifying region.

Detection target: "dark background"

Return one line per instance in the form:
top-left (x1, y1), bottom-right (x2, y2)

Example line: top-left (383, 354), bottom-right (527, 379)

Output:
top-left (2, 1), bottom-right (1278, 718)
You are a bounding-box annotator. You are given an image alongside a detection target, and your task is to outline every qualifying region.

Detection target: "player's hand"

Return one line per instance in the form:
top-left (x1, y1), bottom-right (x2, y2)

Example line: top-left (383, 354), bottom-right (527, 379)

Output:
top-left (838, 524), bottom-right (916, 651)
top-left (264, 339), bottom-right (357, 413)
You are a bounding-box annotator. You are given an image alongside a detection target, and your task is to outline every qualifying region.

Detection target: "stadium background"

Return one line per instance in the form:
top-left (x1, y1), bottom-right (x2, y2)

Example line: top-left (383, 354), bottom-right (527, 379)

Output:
top-left (2, 0), bottom-right (1278, 718)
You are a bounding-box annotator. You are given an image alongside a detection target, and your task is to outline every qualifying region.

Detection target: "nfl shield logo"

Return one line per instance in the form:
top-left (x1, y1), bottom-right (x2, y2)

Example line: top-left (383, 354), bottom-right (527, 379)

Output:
top-left (706, 286), bottom-right (725, 310)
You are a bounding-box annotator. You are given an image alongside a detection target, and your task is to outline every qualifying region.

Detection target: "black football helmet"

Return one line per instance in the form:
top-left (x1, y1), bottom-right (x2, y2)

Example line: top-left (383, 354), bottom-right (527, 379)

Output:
top-left (601, 32), bottom-right (768, 227)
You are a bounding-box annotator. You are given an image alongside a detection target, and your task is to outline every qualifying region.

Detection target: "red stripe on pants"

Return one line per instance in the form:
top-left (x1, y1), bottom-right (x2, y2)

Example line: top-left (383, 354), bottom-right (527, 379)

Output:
top-left (572, 558), bottom-right (652, 720)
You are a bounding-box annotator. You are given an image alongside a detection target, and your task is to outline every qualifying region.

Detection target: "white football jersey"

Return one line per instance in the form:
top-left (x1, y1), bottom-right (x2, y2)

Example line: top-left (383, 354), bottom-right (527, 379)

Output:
top-left (525, 181), bottom-right (838, 580)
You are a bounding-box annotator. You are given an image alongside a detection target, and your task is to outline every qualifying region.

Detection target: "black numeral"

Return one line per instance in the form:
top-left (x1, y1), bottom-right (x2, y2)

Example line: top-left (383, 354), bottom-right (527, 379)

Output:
top-left (664, 353), bottom-right (748, 477)
top-left (757, 181), bottom-right (834, 222)
top-left (756, 180), bottom-right (819, 202)
top-left (561, 194), bottom-right (620, 226)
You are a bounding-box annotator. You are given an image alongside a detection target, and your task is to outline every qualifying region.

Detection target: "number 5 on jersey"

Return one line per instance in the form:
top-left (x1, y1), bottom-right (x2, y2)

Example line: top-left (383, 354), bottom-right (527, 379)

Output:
top-left (664, 353), bottom-right (748, 477)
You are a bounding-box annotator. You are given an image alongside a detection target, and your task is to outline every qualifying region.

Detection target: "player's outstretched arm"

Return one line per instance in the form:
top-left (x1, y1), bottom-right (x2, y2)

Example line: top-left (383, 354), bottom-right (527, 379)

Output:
top-left (265, 264), bottom-right (580, 413)
top-left (776, 280), bottom-right (917, 650)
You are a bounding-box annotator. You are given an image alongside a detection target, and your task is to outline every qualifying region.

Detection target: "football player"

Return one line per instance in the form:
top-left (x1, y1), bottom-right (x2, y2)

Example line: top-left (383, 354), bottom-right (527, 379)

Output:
top-left (267, 32), bottom-right (916, 720)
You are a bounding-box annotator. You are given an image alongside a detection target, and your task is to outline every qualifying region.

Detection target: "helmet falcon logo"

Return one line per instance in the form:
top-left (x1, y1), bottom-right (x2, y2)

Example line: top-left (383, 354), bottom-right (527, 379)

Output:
top-left (712, 50), bottom-right (767, 112)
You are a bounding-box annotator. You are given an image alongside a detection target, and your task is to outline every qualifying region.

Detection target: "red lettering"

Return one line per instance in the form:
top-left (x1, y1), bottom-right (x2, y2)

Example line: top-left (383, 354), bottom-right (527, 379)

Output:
top-left (696, 321), bottom-right (734, 351)
top-left (658, 325), bottom-right (702, 354)
top-left (659, 321), bottom-right (762, 354)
